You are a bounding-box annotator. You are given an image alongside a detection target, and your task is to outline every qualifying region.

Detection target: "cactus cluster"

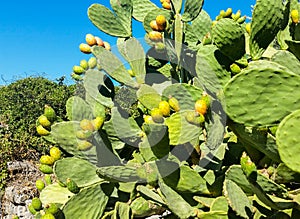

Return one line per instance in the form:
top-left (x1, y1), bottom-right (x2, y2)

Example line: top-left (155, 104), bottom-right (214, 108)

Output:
top-left (28, 0), bottom-right (300, 218)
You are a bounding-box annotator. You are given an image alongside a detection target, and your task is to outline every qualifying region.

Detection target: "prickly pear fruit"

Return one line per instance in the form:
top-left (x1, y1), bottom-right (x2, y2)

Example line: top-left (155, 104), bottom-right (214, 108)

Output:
top-left (103, 41), bottom-right (111, 51)
top-left (41, 213), bottom-right (55, 219)
top-left (245, 23), bottom-right (251, 34)
top-left (240, 152), bottom-right (257, 179)
top-left (40, 155), bottom-right (55, 166)
top-left (230, 63), bottom-right (241, 74)
top-left (44, 174), bottom-right (52, 185)
top-left (28, 204), bottom-right (37, 215)
top-left (162, 1), bottom-right (171, 10)
top-left (38, 115), bottom-right (51, 128)
top-left (158, 100), bottom-right (170, 116)
top-left (148, 31), bottom-right (163, 41)
top-left (128, 69), bottom-right (135, 77)
top-left (39, 164), bottom-right (53, 174)
top-left (195, 99), bottom-right (208, 115)
top-left (79, 43), bottom-right (92, 54)
top-left (168, 97), bottom-right (180, 112)
top-left (49, 146), bottom-right (61, 161)
top-left (202, 33), bottom-right (212, 45)
top-left (150, 108), bottom-right (164, 123)
top-left (291, 9), bottom-right (299, 24)
top-left (91, 116), bottom-right (105, 130)
top-left (35, 179), bottom-right (45, 191)
top-left (85, 33), bottom-right (97, 46)
top-left (44, 105), bottom-right (56, 123)
top-left (66, 178), bottom-right (80, 194)
top-left (143, 115), bottom-right (154, 124)
top-left (80, 59), bottom-right (89, 70)
top-left (237, 15), bottom-right (246, 24)
top-left (232, 10), bottom-right (241, 21)
top-left (12, 215), bottom-right (19, 219)
top-left (44, 203), bottom-right (59, 215)
top-left (71, 72), bottom-right (83, 81)
top-left (201, 93), bottom-right (211, 107)
top-left (88, 57), bottom-right (97, 69)
top-left (80, 119), bottom-right (95, 131)
top-left (36, 125), bottom-right (50, 136)
top-left (77, 140), bottom-right (93, 151)
top-left (76, 129), bottom-right (93, 140)
top-left (73, 65), bottom-right (85, 75)
top-left (95, 36), bottom-right (104, 47)
top-left (31, 197), bottom-right (42, 211)
top-left (150, 20), bottom-right (159, 31)
top-left (156, 14), bottom-right (167, 31)
top-left (224, 8), bottom-right (232, 18)
top-left (185, 111), bottom-right (205, 125)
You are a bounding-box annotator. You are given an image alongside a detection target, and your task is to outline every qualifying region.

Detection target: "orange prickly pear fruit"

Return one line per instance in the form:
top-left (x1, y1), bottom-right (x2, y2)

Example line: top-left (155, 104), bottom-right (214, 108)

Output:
top-left (168, 96), bottom-right (180, 112)
top-left (80, 119), bottom-right (95, 131)
top-left (158, 100), bottom-right (170, 116)
top-left (79, 43), bottom-right (92, 54)
top-left (150, 108), bottom-right (164, 123)
top-left (148, 31), bottom-right (163, 41)
top-left (195, 99), bottom-right (208, 115)
top-left (95, 36), bottom-right (104, 47)
top-left (162, 1), bottom-right (171, 10)
top-left (291, 9), bottom-right (299, 23)
top-left (156, 15), bottom-right (167, 31)
top-left (150, 20), bottom-right (159, 31)
top-left (85, 33), bottom-right (97, 46)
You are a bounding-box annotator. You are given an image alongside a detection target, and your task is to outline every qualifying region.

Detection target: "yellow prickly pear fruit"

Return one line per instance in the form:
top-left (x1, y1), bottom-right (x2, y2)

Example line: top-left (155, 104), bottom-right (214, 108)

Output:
top-left (40, 155), bottom-right (55, 166)
top-left (38, 115), bottom-right (51, 128)
top-left (245, 23), bottom-right (251, 34)
top-left (158, 100), bottom-right (170, 116)
top-left (77, 140), bottom-right (93, 151)
top-left (156, 14), bottom-right (167, 31)
top-left (291, 9), bottom-right (299, 23)
top-left (80, 119), bottom-right (95, 131)
top-left (85, 33), bottom-right (97, 46)
top-left (162, 1), bottom-right (171, 10)
top-left (80, 59), bottom-right (89, 70)
top-left (44, 105), bottom-right (56, 122)
top-left (185, 111), bottom-right (205, 125)
top-left (79, 43), bottom-right (92, 54)
top-left (150, 20), bottom-right (159, 31)
top-left (224, 8), bottom-right (232, 18)
top-left (128, 69), bottom-right (135, 77)
top-left (143, 115), bottom-right (154, 124)
top-left (219, 9), bottom-right (226, 18)
top-left (237, 15), bottom-right (246, 24)
top-left (95, 36), bottom-right (104, 47)
top-left (88, 57), bottom-right (97, 69)
top-left (230, 63), bottom-right (241, 75)
top-left (103, 41), bottom-right (111, 51)
top-left (148, 31), bottom-right (163, 41)
top-left (49, 146), bottom-right (61, 161)
top-left (72, 65), bottom-right (85, 74)
top-left (150, 108), bottom-right (164, 123)
top-left (76, 130), bottom-right (93, 140)
top-left (232, 10), bottom-right (241, 21)
top-left (168, 96), bottom-right (180, 112)
top-left (195, 99), bottom-right (208, 115)
top-left (92, 116), bottom-right (105, 130)
top-left (36, 125), bottom-right (50, 136)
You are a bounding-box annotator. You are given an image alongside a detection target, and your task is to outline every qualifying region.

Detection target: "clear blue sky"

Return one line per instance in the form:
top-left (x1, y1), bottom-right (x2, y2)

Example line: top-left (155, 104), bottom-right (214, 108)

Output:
top-left (0, 0), bottom-right (255, 85)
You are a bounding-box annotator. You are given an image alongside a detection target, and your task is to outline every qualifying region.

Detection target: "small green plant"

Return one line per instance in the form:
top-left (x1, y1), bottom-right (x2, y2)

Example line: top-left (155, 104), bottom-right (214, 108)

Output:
top-left (32, 0), bottom-right (300, 218)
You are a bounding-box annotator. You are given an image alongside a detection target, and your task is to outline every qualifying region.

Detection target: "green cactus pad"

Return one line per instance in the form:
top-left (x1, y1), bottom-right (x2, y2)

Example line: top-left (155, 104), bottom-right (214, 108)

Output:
top-left (136, 185), bottom-right (165, 205)
top-left (196, 44), bottom-right (231, 93)
top-left (277, 109), bottom-right (300, 173)
top-left (92, 46), bottom-right (139, 88)
top-left (62, 183), bottom-right (112, 219)
top-left (96, 165), bottom-right (143, 182)
top-left (110, 0), bottom-right (132, 34)
top-left (88, 3), bottom-right (131, 37)
top-left (143, 8), bottom-right (171, 33)
top-left (271, 50), bottom-right (300, 75)
top-left (249, 0), bottom-right (287, 60)
top-left (223, 179), bottom-right (253, 218)
top-left (54, 157), bottom-right (103, 187)
top-left (137, 84), bottom-right (161, 110)
top-left (224, 60), bottom-right (300, 126)
top-left (210, 196), bottom-right (228, 212)
top-left (211, 18), bottom-right (245, 61)
top-left (182, 0), bottom-right (203, 22)
top-left (197, 211), bottom-right (228, 219)
top-left (130, 196), bottom-right (165, 218)
top-left (39, 183), bottom-right (74, 205)
top-left (113, 202), bottom-right (132, 219)
top-left (190, 10), bottom-right (212, 42)
top-left (165, 111), bottom-right (202, 145)
top-left (274, 163), bottom-right (300, 184)
top-left (66, 96), bottom-right (94, 121)
top-left (131, 0), bottom-right (158, 22)
top-left (286, 40), bottom-right (300, 60)
top-left (84, 69), bottom-right (114, 108)
top-left (158, 180), bottom-right (195, 219)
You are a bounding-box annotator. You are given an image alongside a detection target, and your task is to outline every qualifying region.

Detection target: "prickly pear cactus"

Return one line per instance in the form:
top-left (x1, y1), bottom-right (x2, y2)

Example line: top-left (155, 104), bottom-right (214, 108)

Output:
top-left (31, 0), bottom-right (300, 218)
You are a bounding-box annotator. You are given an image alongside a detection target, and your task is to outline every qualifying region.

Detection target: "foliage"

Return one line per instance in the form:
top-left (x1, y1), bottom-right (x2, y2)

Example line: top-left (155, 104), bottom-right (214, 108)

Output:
top-left (31, 0), bottom-right (300, 218)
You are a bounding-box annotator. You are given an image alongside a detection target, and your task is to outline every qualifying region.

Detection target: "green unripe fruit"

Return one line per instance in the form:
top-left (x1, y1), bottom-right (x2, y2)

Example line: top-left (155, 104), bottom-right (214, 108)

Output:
top-left (88, 57), bottom-right (97, 69)
top-left (44, 203), bottom-right (59, 215)
top-left (28, 204), bottom-right (37, 215)
top-left (91, 116), bottom-right (105, 130)
top-left (39, 164), bottom-right (53, 174)
top-left (41, 213), bottom-right (56, 219)
top-left (240, 152), bottom-right (257, 179)
top-left (185, 111), bottom-right (205, 125)
top-left (66, 178), bottom-right (80, 194)
top-left (76, 130), bottom-right (93, 140)
top-left (230, 63), bottom-right (241, 75)
top-left (237, 15), bottom-right (246, 24)
top-left (12, 215), bottom-right (19, 219)
top-left (31, 197), bottom-right (42, 211)
top-left (73, 65), bottom-right (85, 75)
top-left (40, 155), bottom-right (55, 166)
top-left (49, 146), bottom-right (61, 161)
top-left (71, 72), bottom-right (83, 81)
top-left (150, 108), bottom-right (164, 123)
top-left (158, 100), bottom-right (170, 116)
top-left (168, 97), bottom-right (180, 112)
top-left (44, 174), bottom-right (52, 185)
top-left (38, 115), bottom-right (51, 128)
top-left (202, 33), bottom-right (212, 45)
top-left (36, 179), bottom-right (45, 191)
top-left (44, 105), bottom-right (56, 123)
top-left (80, 59), bottom-right (89, 70)
top-left (77, 140), bottom-right (93, 151)
top-left (36, 125), bottom-right (50, 136)
top-left (80, 119), bottom-right (95, 131)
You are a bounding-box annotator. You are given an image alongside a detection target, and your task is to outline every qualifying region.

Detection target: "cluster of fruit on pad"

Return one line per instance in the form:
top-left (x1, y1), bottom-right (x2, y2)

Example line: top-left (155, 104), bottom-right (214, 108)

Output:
top-left (79, 33), bottom-right (111, 54)
top-left (36, 105), bottom-right (57, 136)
